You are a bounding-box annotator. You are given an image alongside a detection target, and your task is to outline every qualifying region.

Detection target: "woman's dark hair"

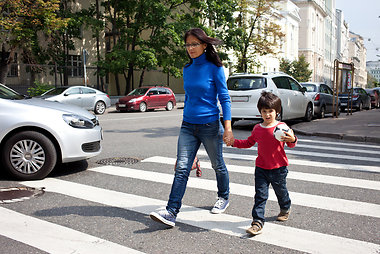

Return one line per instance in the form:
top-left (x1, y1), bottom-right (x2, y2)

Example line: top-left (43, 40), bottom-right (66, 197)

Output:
top-left (257, 91), bottom-right (282, 115)
top-left (184, 28), bottom-right (223, 67)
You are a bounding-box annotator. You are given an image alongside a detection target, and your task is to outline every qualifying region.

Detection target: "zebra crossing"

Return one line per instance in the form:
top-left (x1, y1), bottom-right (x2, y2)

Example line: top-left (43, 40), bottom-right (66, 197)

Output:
top-left (0, 138), bottom-right (379, 253)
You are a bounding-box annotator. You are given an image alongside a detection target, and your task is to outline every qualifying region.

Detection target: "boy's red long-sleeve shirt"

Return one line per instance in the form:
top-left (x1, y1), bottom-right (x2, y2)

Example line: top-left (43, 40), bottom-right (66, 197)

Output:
top-left (233, 122), bottom-right (297, 170)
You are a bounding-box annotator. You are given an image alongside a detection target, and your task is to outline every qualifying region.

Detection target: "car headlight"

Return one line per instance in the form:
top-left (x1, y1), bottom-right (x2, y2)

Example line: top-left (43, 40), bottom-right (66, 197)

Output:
top-left (62, 114), bottom-right (95, 129)
top-left (129, 98), bottom-right (141, 103)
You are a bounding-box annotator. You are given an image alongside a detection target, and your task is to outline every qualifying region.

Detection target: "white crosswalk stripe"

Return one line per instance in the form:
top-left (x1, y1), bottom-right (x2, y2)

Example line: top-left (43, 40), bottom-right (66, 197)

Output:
top-left (19, 177), bottom-right (380, 254)
top-left (84, 165), bottom-right (380, 218)
top-left (143, 156), bottom-right (380, 191)
top-left (0, 206), bottom-right (144, 254)
top-left (0, 138), bottom-right (379, 253)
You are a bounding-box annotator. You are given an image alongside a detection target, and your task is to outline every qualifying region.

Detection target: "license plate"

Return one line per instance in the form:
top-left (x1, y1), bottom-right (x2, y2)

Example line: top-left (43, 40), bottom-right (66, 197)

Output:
top-left (231, 96), bottom-right (249, 102)
top-left (118, 104), bottom-right (126, 107)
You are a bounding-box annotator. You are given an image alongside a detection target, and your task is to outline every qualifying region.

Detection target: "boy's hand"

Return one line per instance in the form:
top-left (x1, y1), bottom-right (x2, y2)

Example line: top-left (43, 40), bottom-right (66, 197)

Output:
top-left (282, 129), bottom-right (296, 143)
top-left (223, 130), bottom-right (234, 146)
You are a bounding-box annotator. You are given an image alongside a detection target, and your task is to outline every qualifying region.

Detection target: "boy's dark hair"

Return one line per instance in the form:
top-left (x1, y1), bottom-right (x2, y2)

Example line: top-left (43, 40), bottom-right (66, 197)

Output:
top-left (257, 91), bottom-right (282, 114)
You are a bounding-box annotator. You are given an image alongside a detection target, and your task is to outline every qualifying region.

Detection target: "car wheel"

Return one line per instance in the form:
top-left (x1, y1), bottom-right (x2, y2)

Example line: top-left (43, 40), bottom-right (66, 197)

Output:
top-left (166, 101), bottom-right (174, 111)
top-left (318, 106), bottom-right (326, 119)
top-left (139, 102), bottom-right (147, 112)
top-left (1, 131), bottom-right (57, 180)
top-left (94, 101), bottom-right (106, 114)
top-left (304, 103), bottom-right (313, 122)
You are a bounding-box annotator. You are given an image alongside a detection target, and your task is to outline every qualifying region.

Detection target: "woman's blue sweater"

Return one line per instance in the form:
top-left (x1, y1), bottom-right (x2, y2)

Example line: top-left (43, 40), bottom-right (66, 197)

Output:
top-left (183, 53), bottom-right (231, 124)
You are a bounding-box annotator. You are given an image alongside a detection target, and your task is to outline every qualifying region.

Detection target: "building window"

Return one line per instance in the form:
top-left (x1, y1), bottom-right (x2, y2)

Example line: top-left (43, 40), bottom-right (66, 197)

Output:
top-left (69, 55), bottom-right (83, 77)
top-left (7, 53), bottom-right (18, 77)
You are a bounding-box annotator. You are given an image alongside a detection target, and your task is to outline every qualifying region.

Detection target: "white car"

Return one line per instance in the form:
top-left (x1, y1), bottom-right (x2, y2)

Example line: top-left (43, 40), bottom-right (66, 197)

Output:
top-left (223, 72), bottom-right (313, 124)
top-left (0, 83), bottom-right (102, 180)
top-left (40, 86), bottom-right (111, 114)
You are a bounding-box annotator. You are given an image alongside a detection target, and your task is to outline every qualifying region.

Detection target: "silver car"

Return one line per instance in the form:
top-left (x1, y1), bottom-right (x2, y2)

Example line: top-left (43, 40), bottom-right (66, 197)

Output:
top-left (41, 86), bottom-right (111, 114)
top-left (301, 82), bottom-right (340, 118)
top-left (0, 84), bottom-right (102, 180)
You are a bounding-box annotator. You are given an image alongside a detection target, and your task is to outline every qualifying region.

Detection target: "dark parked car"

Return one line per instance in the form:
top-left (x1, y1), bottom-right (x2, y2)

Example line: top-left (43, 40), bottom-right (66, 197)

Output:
top-left (365, 88), bottom-right (380, 108)
top-left (339, 87), bottom-right (371, 111)
top-left (302, 82), bottom-right (340, 118)
top-left (116, 86), bottom-right (176, 112)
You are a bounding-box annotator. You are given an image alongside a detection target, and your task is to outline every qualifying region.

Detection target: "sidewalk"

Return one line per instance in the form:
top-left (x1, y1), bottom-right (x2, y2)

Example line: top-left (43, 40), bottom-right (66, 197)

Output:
top-left (292, 108), bottom-right (380, 144)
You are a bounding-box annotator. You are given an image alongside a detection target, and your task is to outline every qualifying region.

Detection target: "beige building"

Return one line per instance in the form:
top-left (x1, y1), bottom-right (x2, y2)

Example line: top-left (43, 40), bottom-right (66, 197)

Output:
top-left (292, 0), bottom-right (327, 83)
top-left (335, 9), bottom-right (350, 62)
top-left (349, 32), bottom-right (367, 88)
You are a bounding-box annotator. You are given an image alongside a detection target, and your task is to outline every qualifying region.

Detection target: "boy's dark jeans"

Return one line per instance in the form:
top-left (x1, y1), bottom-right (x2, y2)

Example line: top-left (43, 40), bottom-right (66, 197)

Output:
top-left (252, 166), bottom-right (291, 224)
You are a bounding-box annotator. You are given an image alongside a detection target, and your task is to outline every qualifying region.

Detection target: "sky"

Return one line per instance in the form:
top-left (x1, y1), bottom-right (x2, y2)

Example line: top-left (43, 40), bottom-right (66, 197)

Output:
top-left (335, 0), bottom-right (380, 62)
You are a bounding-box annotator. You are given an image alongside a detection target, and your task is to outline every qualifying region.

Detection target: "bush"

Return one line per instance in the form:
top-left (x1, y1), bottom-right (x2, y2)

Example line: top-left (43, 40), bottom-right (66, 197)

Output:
top-left (27, 81), bottom-right (54, 97)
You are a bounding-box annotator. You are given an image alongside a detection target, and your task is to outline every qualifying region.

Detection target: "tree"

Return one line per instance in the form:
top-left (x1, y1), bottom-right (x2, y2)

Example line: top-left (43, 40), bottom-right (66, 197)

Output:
top-left (0, 0), bottom-right (68, 84)
top-left (232, 0), bottom-right (285, 73)
top-left (279, 55), bottom-right (312, 82)
top-left (97, 0), bottom-right (237, 95)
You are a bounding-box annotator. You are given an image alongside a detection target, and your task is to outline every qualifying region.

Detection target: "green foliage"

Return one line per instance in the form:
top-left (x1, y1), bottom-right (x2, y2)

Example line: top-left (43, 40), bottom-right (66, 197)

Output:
top-left (0, 0), bottom-right (68, 82)
top-left (279, 55), bottom-right (312, 82)
top-left (232, 0), bottom-right (285, 73)
top-left (27, 81), bottom-right (54, 97)
top-left (95, 0), bottom-right (238, 94)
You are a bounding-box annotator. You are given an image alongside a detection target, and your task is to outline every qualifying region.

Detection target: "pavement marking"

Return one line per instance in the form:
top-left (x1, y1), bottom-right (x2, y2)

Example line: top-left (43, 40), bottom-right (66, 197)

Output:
top-left (20, 178), bottom-right (380, 254)
top-left (86, 166), bottom-right (380, 218)
top-left (287, 143), bottom-right (379, 155)
top-left (143, 156), bottom-right (380, 191)
top-left (222, 145), bottom-right (380, 163)
top-left (299, 138), bottom-right (380, 149)
top-left (198, 150), bottom-right (380, 174)
top-left (0, 206), bottom-right (144, 254)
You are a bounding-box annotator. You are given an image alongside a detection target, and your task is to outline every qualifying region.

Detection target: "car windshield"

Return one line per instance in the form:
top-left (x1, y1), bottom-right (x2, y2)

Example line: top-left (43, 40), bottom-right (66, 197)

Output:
top-left (302, 84), bottom-right (317, 92)
top-left (227, 77), bottom-right (266, 91)
top-left (0, 84), bottom-right (25, 100)
top-left (43, 87), bottom-right (68, 96)
top-left (128, 88), bottom-right (149, 96)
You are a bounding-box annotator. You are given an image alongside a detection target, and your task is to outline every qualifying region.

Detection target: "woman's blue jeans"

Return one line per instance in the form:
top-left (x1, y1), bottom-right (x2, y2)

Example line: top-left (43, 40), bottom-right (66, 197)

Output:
top-left (166, 120), bottom-right (229, 216)
top-left (252, 166), bottom-right (291, 224)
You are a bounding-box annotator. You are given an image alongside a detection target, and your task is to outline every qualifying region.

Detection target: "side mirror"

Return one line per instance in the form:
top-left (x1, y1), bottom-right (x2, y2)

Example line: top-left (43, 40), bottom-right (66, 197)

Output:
top-left (300, 87), bottom-right (307, 93)
top-left (64, 93), bottom-right (69, 96)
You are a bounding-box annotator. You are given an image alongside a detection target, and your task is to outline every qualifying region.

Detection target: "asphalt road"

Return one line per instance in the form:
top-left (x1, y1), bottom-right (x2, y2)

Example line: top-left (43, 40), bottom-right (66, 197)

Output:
top-left (0, 106), bottom-right (379, 254)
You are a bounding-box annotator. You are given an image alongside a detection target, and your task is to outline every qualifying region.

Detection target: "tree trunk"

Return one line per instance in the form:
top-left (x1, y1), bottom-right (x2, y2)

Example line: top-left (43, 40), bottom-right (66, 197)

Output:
top-left (139, 68), bottom-right (146, 87)
top-left (0, 45), bottom-right (11, 84)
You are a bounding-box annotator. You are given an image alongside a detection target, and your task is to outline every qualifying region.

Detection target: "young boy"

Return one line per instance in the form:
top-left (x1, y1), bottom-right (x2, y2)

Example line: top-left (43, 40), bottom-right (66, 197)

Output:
top-left (228, 91), bottom-right (297, 235)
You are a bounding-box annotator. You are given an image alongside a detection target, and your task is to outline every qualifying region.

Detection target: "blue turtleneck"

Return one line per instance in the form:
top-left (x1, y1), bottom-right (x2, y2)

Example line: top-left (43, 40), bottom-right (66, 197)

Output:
top-left (182, 53), bottom-right (231, 124)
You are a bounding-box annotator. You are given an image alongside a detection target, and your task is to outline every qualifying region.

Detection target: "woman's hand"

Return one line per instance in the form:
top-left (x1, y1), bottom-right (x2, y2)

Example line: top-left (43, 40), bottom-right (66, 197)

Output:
top-left (223, 120), bottom-right (234, 146)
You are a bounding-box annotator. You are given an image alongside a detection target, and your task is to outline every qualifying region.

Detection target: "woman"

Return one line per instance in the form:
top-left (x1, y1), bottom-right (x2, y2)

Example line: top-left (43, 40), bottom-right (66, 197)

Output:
top-left (150, 28), bottom-right (234, 227)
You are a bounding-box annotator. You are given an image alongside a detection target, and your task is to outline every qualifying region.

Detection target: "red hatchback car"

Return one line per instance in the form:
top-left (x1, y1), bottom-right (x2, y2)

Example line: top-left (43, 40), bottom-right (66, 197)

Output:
top-left (116, 86), bottom-right (176, 112)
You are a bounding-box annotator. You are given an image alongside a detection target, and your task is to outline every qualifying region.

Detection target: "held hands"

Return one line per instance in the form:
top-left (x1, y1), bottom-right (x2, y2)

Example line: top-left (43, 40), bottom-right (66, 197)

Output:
top-left (222, 120), bottom-right (234, 146)
top-left (282, 129), bottom-right (296, 143)
top-left (223, 130), bottom-right (234, 146)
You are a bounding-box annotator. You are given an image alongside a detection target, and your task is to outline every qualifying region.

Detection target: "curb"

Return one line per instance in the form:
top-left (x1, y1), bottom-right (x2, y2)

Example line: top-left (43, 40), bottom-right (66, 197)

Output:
top-left (293, 128), bottom-right (380, 144)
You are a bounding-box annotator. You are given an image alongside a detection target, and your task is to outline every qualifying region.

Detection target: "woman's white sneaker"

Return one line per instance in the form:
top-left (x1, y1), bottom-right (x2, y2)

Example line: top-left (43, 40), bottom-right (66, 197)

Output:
top-left (211, 197), bottom-right (229, 214)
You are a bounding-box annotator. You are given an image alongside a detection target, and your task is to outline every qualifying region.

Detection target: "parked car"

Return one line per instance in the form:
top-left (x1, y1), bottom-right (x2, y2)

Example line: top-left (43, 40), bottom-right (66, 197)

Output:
top-left (365, 88), bottom-right (380, 108)
top-left (116, 86), bottom-right (176, 112)
top-left (223, 72), bottom-right (313, 125)
top-left (301, 82), bottom-right (340, 118)
top-left (40, 86), bottom-right (111, 115)
top-left (338, 87), bottom-right (371, 111)
top-left (0, 83), bottom-right (102, 180)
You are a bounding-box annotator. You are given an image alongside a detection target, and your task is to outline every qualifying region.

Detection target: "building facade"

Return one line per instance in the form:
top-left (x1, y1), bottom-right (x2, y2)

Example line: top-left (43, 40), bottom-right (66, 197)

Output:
top-left (366, 61), bottom-right (380, 83)
top-left (349, 32), bottom-right (367, 88)
top-left (292, 0), bottom-right (327, 83)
